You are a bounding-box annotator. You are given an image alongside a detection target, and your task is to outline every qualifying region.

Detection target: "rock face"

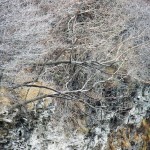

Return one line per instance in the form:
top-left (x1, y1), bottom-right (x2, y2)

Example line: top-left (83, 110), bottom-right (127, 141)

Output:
top-left (0, 84), bottom-right (149, 150)
top-left (0, 0), bottom-right (150, 150)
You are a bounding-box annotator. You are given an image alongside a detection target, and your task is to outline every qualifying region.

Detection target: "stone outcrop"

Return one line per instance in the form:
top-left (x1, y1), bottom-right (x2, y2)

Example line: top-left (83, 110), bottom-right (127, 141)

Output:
top-left (0, 0), bottom-right (150, 149)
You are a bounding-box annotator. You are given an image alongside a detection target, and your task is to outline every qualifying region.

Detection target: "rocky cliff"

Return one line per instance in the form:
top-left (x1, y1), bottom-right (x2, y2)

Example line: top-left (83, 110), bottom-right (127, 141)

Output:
top-left (0, 0), bottom-right (150, 150)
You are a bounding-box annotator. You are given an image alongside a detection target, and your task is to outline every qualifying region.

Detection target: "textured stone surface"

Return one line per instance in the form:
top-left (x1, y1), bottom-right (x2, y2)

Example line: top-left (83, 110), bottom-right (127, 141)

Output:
top-left (0, 0), bottom-right (150, 150)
